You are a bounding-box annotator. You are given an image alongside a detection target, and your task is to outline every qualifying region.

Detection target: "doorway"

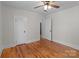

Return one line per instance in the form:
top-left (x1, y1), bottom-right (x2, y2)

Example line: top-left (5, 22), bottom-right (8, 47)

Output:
top-left (40, 22), bottom-right (42, 39)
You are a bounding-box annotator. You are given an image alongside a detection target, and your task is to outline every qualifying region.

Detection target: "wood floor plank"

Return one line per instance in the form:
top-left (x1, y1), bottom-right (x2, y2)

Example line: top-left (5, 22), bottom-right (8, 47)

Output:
top-left (1, 39), bottom-right (79, 58)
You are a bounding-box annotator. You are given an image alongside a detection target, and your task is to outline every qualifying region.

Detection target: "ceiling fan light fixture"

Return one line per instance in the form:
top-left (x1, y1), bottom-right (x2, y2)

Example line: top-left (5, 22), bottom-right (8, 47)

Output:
top-left (34, 1), bottom-right (60, 12)
top-left (44, 5), bottom-right (48, 10)
top-left (48, 5), bottom-right (52, 9)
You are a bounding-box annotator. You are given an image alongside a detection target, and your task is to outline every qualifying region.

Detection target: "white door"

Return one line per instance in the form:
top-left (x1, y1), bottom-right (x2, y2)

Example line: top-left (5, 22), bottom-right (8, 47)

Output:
top-left (45, 16), bottom-right (52, 40)
top-left (14, 16), bottom-right (27, 44)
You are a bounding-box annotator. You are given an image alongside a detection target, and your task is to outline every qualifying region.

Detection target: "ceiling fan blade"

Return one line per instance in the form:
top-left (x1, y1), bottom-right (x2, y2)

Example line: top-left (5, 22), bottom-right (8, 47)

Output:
top-left (51, 4), bottom-right (60, 8)
top-left (42, 1), bottom-right (49, 4)
top-left (34, 5), bottom-right (45, 9)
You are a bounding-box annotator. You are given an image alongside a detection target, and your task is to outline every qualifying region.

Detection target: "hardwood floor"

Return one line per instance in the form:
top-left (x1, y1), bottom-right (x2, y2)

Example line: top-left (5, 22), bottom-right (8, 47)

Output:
top-left (1, 39), bottom-right (79, 58)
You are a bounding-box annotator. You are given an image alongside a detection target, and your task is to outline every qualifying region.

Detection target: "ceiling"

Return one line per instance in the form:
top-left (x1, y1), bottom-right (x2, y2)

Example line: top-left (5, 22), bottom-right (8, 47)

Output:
top-left (2, 1), bottom-right (79, 16)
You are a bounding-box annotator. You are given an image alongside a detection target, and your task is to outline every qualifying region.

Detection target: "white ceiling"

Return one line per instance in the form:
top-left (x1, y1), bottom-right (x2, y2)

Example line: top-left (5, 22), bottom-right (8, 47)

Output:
top-left (2, 1), bottom-right (79, 16)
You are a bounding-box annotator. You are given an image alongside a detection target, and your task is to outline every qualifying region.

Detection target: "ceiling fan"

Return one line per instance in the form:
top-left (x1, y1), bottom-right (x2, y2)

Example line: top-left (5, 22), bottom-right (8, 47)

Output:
top-left (34, 1), bottom-right (60, 12)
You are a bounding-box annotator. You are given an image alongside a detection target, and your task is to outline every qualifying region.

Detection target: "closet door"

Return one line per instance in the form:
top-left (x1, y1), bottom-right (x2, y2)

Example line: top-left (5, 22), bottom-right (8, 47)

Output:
top-left (14, 16), bottom-right (27, 44)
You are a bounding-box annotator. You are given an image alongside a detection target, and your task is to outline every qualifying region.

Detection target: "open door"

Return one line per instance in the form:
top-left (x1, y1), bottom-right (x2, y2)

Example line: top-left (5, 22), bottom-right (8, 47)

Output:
top-left (45, 16), bottom-right (52, 40)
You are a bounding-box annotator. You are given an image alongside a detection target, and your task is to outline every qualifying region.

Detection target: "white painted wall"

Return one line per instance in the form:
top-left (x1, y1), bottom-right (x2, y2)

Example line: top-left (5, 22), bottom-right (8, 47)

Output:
top-left (0, 2), bottom-right (2, 53)
top-left (2, 5), bottom-right (42, 50)
top-left (44, 6), bottom-right (79, 50)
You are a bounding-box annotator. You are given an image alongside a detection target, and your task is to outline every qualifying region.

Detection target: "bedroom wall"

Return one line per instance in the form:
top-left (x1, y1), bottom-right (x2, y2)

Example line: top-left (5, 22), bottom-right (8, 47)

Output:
top-left (0, 2), bottom-right (2, 53)
top-left (44, 6), bottom-right (79, 50)
top-left (2, 5), bottom-right (42, 49)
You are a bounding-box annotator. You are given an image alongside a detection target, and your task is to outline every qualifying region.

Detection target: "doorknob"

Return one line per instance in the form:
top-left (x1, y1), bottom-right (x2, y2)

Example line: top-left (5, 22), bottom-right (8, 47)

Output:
top-left (24, 30), bottom-right (26, 33)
